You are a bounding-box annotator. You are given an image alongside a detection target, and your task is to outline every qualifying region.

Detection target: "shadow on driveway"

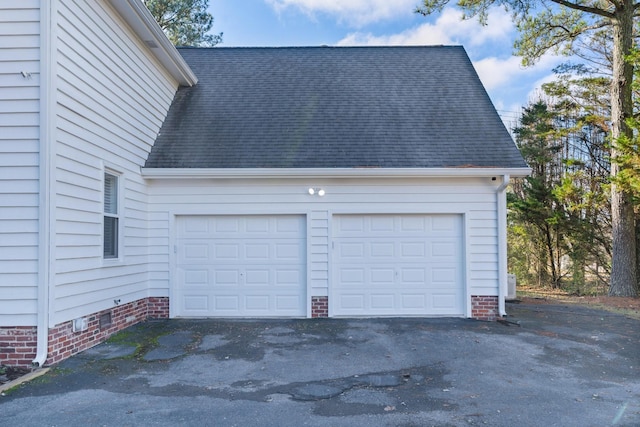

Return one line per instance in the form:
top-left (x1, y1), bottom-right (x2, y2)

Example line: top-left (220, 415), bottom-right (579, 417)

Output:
top-left (3, 302), bottom-right (639, 427)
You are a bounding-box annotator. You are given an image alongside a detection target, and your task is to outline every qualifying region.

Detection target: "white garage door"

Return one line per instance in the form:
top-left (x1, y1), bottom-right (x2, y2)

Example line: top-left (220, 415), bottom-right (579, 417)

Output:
top-left (332, 214), bottom-right (464, 316)
top-left (175, 215), bottom-right (306, 317)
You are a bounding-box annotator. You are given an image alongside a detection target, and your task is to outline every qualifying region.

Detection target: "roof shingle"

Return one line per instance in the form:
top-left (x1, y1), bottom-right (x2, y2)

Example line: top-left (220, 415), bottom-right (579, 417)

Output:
top-left (145, 46), bottom-right (527, 169)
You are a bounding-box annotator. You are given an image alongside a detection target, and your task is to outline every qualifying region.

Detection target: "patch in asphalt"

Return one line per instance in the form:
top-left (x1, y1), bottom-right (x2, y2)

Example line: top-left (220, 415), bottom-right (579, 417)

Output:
top-left (143, 331), bottom-right (194, 361)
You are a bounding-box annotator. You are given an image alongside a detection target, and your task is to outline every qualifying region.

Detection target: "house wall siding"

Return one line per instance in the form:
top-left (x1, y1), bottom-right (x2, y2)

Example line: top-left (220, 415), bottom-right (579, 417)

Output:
top-left (51, 0), bottom-right (178, 326)
top-left (146, 176), bottom-right (501, 315)
top-left (0, 1), bottom-right (41, 326)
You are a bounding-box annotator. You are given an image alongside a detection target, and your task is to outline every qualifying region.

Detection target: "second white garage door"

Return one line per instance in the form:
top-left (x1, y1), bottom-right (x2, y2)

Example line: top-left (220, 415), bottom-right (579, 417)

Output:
top-left (175, 215), bottom-right (306, 317)
top-left (332, 214), bottom-right (464, 316)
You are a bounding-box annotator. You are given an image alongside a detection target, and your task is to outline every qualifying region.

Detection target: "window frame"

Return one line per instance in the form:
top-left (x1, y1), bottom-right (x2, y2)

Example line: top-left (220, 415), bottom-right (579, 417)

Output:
top-left (103, 169), bottom-right (122, 261)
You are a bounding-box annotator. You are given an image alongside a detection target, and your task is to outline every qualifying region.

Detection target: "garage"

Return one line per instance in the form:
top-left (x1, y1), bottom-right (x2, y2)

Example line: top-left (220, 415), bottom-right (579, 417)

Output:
top-left (175, 215), bottom-right (306, 317)
top-left (332, 214), bottom-right (464, 317)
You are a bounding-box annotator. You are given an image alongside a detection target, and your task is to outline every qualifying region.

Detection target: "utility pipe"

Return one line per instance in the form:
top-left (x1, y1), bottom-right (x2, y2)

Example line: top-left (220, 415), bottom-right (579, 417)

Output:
top-left (496, 174), bottom-right (510, 317)
top-left (33, 0), bottom-right (57, 367)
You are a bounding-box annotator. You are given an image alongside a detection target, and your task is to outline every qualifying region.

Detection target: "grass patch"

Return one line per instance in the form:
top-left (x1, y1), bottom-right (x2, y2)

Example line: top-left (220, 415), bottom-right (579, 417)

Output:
top-left (105, 322), bottom-right (170, 360)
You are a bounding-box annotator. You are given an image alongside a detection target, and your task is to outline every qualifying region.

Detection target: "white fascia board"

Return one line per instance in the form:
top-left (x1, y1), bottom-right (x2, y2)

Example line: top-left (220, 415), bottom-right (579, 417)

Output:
top-left (107, 0), bottom-right (197, 86)
top-left (141, 167), bottom-right (532, 180)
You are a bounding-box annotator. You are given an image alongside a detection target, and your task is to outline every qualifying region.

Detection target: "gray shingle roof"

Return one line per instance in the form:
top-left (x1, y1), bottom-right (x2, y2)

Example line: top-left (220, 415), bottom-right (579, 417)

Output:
top-left (145, 46), bottom-right (527, 169)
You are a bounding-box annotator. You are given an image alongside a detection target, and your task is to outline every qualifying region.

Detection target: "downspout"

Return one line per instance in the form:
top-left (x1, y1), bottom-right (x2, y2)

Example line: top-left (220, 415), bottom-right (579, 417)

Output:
top-left (33, 0), bottom-right (56, 367)
top-left (496, 175), bottom-right (510, 317)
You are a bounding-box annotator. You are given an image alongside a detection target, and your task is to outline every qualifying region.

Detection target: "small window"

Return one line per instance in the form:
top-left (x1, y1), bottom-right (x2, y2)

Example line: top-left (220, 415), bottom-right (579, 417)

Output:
top-left (103, 172), bottom-right (119, 258)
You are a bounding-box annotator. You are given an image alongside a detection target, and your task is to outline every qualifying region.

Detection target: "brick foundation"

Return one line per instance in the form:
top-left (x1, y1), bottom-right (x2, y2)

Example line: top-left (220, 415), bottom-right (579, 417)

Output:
top-left (147, 297), bottom-right (170, 319)
top-left (311, 296), bottom-right (328, 318)
top-left (0, 326), bottom-right (38, 367)
top-left (471, 295), bottom-right (499, 321)
top-left (1, 297), bottom-right (169, 368)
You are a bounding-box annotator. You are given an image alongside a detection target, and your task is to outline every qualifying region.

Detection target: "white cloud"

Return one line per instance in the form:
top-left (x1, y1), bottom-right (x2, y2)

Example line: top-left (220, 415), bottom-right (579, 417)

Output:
top-left (474, 53), bottom-right (563, 90)
top-left (337, 24), bottom-right (450, 46)
top-left (265, 0), bottom-right (417, 27)
top-left (432, 7), bottom-right (513, 46)
top-left (473, 56), bottom-right (525, 90)
top-left (336, 6), bottom-right (514, 46)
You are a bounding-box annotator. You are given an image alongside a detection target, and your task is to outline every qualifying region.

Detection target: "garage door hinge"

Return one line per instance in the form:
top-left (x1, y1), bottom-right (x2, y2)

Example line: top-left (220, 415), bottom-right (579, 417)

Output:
top-left (174, 245), bottom-right (177, 254)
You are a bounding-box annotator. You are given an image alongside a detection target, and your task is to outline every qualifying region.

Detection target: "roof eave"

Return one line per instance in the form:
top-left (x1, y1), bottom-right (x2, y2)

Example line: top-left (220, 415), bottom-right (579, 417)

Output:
top-left (107, 0), bottom-right (197, 86)
top-left (141, 167), bottom-right (532, 179)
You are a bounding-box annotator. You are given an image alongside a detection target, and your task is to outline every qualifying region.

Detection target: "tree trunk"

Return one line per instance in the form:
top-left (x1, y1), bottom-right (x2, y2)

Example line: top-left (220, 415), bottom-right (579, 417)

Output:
top-left (609, 3), bottom-right (638, 297)
top-left (544, 224), bottom-right (558, 288)
top-left (636, 211), bottom-right (640, 291)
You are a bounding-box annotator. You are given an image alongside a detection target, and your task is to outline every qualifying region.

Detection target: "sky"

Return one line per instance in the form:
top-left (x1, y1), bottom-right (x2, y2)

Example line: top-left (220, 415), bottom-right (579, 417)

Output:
top-left (209, 0), bottom-right (567, 128)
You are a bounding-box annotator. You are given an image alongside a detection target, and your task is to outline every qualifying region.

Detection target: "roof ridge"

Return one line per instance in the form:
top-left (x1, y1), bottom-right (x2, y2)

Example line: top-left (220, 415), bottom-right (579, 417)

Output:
top-left (176, 45), bottom-right (464, 50)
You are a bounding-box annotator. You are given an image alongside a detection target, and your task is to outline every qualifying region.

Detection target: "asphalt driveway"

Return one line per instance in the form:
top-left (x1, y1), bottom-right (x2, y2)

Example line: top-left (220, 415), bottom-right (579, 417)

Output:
top-left (3, 302), bottom-right (639, 427)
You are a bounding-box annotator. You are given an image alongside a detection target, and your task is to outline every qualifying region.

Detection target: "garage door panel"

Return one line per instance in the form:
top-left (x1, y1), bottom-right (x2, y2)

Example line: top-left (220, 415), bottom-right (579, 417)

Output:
top-left (214, 217), bottom-right (240, 233)
top-left (371, 293), bottom-right (394, 309)
top-left (401, 268), bottom-right (426, 283)
top-left (176, 215), bottom-right (306, 317)
top-left (432, 242), bottom-right (456, 257)
top-left (184, 269), bottom-right (209, 286)
top-left (183, 243), bottom-right (209, 261)
top-left (370, 216), bottom-right (395, 232)
top-left (402, 294), bottom-right (427, 309)
top-left (433, 293), bottom-right (458, 310)
top-left (214, 269), bottom-right (240, 286)
top-left (432, 267), bottom-right (457, 283)
top-left (371, 242), bottom-right (394, 257)
top-left (371, 268), bottom-right (395, 284)
top-left (246, 295), bottom-right (269, 310)
top-left (276, 269), bottom-right (304, 285)
top-left (214, 295), bottom-right (240, 311)
top-left (182, 216), bottom-right (209, 234)
top-left (333, 214), bottom-right (464, 316)
top-left (214, 243), bottom-right (240, 260)
top-left (184, 295), bottom-right (208, 311)
top-left (339, 294), bottom-right (365, 310)
top-left (276, 243), bottom-right (303, 259)
top-left (338, 242), bottom-right (365, 258)
top-left (245, 243), bottom-right (270, 260)
top-left (245, 217), bottom-right (270, 233)
top-left (276, 295), bottom-right (302, 310)
top-left (401, 242), bottom-right (426, 257)
top-left (339, 268), bottom-right (365, 284)
top-left (399, 216), bottom-right (427, 232)
top-left (245, 269), bottom-right (270, 285)
top-left (276, 216), bottom-right (304, 232)
top-left (432, 215), bottom-right (458, 231)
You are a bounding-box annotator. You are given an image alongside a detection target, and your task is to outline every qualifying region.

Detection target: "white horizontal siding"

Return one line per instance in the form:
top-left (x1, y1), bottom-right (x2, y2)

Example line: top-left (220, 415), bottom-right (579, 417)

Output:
top-left (146, 177), bottom-right (501, 306)
top-left (51, 0), bottom-right (179, 325)
top-left (0, 1), bottom-right (40, 326)
top-left (309, 210), bottom-right (329, 296)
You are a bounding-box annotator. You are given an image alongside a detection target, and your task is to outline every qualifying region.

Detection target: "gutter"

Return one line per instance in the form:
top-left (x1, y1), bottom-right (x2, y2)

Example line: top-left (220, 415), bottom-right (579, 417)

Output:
top-left (34, 0), bottom-right (57, 367)
top-left (141, 167), bottom-right (532, 180)
top-left (496, 174), bottom-right (510, 318)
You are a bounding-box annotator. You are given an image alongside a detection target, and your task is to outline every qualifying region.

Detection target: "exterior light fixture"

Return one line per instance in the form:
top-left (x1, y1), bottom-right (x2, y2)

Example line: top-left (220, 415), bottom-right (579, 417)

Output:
top-left (308, 187), bottom-right (325, 196)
